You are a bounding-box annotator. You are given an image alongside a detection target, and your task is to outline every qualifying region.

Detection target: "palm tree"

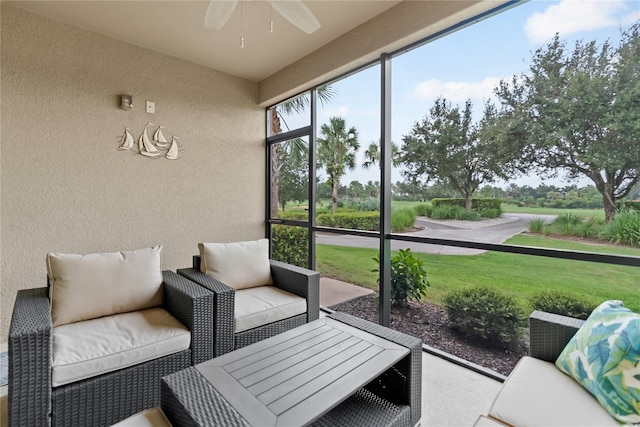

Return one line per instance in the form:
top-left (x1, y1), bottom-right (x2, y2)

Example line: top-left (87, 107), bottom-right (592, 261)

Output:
top-left (317, 117), bottom-right (360, 213)
top-left (362, 140), bottom-right (401, 170)
top-left (269, 86), bottom-right (335, 216)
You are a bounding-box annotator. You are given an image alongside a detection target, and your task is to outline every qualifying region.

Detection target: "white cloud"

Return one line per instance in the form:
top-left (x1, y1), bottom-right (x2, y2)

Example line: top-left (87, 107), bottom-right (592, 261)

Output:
top-left (525, 0), bottom-right (631, 44)
top-left (413, 77), bottom-right (502, 103)
top-left (324, 106), bottom-right (349, 118)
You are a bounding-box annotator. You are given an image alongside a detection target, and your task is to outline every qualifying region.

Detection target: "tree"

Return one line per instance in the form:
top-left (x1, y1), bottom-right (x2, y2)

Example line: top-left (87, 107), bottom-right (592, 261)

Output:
top-left (317, 117), bottom-right (360, 213)
top-left (278, 144), bottom-right (308, 211)
top-left (348, 180), bottom-right (365, 198)
top-left (400, 98), bottom-right (518, 211)
top-left (494, 22), bottom-right (640, 221)
top-left (362, 141), bottom-right (401, 170)
top-left (270, 86), bottom-right (335, 216)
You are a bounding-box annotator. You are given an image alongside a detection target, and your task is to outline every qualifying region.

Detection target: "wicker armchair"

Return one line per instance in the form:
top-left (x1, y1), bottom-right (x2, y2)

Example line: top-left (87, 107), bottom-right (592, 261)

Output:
top-left (178, 255), bottom-right (320, 357)
top-left (8, 270), bottom-right (214, 427)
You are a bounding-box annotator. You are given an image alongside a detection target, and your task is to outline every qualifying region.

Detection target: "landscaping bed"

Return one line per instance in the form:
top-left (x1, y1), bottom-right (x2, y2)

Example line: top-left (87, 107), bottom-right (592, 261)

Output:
top-left (329, 294), bottom-right (528, 377)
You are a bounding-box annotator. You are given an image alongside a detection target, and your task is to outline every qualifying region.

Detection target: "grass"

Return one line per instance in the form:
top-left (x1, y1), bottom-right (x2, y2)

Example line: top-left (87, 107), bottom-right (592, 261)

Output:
top-left (316, 234), bottom-right (640, 313)
top-left (502, 204), bottom-right (605, 220)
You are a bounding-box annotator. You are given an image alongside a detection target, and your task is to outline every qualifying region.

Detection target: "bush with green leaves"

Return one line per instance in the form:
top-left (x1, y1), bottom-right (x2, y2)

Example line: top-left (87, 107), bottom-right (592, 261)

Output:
top-left (528, 218), bottom-right (545, 233)
top-left (413, 203), bottom-right (433, 217)
top-left (431, 198), bottom-right (502, 211)
top-left (602, 210), bottom-right (640, 247)
top-left (530, 290), bottom-right (597, 320)
top-left (430, 205), bottom-right (480, 221)
top-left (479, 208), bottom-right (502, 219)
top-left (317, 211), bottom-right (379, 231)
top-left (271, 225), bottom-right (308, 268)
top-left (373, 248), bottom-right (429, 306)
top-left (443, 287), bottom-right (525, 349)
top-left (391, 208), bottom-right (417, 232)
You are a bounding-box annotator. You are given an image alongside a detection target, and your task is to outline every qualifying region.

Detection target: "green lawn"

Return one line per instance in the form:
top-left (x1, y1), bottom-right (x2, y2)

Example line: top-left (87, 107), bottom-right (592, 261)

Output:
top-left (501, 204), bottom-right (605, 220)
top-left (316, 235), bottom-right (640, 312)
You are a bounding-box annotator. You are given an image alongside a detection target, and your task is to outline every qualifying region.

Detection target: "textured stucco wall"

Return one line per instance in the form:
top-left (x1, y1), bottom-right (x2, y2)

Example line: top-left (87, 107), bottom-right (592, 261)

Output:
top-left (259, 0), bottom-right (509, 106)
top-left (0, 4), bottom-right (264, 340)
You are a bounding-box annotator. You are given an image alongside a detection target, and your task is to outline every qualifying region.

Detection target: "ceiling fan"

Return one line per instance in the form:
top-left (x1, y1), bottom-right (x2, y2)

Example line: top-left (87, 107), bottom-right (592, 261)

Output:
top-left (204, 0), bottom-right (321, 34)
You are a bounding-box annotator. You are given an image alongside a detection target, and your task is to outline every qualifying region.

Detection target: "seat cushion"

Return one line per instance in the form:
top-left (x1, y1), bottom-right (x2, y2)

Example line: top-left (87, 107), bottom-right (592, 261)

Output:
top-left (556, 300), bottom-right (640, 424)
top-left (199, 239), bottom-right (272, 290)
top-left (47, 246), bottom-right (163, 326)
top-left (235, 286), bottom-right (306, 333)
top-left (488, 356), bottom-right (618, 427)
top-left (52, 307), bottom-right (190, 387)
top-left (110, 408), bottom-right (172, 427)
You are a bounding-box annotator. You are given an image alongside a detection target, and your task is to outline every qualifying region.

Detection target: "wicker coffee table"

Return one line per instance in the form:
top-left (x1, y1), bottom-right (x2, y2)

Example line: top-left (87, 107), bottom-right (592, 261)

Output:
top-left (160, 312), bottom-right (422, 426)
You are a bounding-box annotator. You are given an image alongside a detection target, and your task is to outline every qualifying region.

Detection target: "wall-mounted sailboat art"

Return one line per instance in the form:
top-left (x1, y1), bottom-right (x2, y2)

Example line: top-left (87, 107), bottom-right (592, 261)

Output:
top-left (118, 123), bottom-right (182, 160)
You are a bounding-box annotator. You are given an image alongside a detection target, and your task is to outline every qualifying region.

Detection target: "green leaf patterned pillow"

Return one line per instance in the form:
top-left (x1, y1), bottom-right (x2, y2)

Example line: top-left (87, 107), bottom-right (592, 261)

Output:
top-left (556, 300), bottom-right (640, 424)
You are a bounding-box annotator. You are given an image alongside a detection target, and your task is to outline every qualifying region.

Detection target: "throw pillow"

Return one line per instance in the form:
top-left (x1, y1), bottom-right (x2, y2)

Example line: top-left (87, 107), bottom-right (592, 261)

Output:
top-left (48, 246), bottom-right (163, 327)
top-left (556, 300), bottom-right (640, 424)
top-left (199, 239), bottom-right (273, 290)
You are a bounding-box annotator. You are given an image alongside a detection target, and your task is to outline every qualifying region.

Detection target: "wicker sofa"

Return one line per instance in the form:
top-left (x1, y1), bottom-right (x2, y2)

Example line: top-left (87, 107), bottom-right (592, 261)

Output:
top-left (178, 251), bottom-right (320, 358)
top-left (9, 270), bottom-right (214, 427)
top-left (475, 310), bottom-right (619, 426)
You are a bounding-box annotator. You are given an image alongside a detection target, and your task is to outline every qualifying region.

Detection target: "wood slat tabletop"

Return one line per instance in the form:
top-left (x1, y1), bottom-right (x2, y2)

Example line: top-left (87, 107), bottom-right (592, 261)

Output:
top-left (195, 317), bottom-right (409, 427)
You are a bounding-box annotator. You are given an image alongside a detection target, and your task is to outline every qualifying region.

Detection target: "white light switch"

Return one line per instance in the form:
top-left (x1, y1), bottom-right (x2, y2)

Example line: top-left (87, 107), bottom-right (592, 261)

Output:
top-left (145, 100), bottom-right (155, 114)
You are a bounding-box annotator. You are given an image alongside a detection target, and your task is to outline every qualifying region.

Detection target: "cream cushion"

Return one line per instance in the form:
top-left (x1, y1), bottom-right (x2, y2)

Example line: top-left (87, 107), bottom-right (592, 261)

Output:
top-left (487, 357), bottom-right (618, 427)
top-left (47, 246), bottom-right (163, 327)
top-left (110, 408), bottom-right (172, 427)
top-left (52, 307), bottom-right (190, 387)
top-left (199, 239), bottom-right (273, 290)
top-left (234, 286), bottom-right (306, 333)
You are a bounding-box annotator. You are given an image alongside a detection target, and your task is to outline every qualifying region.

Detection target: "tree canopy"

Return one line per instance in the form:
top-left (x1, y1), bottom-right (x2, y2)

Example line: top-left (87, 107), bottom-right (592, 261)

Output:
top-left (494, 21), bottom-right (640, 221)
top-left (400, 98), bottom-right (519, 210)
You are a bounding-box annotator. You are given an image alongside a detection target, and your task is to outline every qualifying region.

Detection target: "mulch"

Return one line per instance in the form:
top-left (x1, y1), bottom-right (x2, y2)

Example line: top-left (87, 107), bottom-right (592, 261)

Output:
top-left (329, 294), bottom-right (528, 377)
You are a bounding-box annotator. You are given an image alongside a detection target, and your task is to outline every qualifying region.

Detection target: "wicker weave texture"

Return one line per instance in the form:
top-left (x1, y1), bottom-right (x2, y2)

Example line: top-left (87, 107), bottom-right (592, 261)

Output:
top-left (529, 310), bottom-right (584, 362)
top-left (328, 312), bottom-right (423, 427)
top-left (9, 287), bottom-right (53, 427)
top-left (162, 367), bottom-right (250, 427)
top-left (309, 388), bottom-right (411, 427)
top-left (53, 350), bottom-right (190, 427)
top-left (9, 271), bottom-right (214, 427)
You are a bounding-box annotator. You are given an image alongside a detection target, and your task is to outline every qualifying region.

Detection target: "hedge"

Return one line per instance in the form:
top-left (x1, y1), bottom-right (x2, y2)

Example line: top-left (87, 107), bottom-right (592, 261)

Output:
top-left (317, 211), bottom-right (379, 231)
top-left (431, 198), bottom-right (502, 211)
top-left (271, 225), bottom-right (308, 268)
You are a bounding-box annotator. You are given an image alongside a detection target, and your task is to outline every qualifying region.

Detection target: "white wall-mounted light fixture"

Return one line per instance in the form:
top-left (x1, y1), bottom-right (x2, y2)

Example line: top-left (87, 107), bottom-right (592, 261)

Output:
top-left (120, 94), bottom-right (133, 110)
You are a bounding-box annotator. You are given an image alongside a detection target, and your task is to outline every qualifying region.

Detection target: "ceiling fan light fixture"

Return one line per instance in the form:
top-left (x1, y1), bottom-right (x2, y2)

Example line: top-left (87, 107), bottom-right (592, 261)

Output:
top-left (204, 0), bottom-right (321, 35)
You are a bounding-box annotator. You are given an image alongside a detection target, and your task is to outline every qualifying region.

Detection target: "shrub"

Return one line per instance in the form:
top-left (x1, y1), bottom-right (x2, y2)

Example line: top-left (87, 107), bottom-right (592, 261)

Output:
top-left (528, 218), bottom-right (545, 233)
top-left (373, 248), bottom-right (429, 306)
top-left (530, 290), bottom-right (597, 320)
top-left (554, 213), bottom-right (582, 227)
top-left (277, 211), bottom-right (308, 221)
top-left (443, 287), bottom-right (525, 349)
top-left (431, 198), bottom-right (502, 211)
top-left (391, 208), bottom-right (417, 232)
top-left (271, 225), bottom-right (308, 268)
top-left (317, 211), bottom-right (379, 231)
top-left (480, 208), bottom-right (501, 219)
top-left (413, 203), bottom-right (433, 217)
top-left (431, 205), bottom-right (465, 220)
top-left (602, 210), bottom-right (640, 247)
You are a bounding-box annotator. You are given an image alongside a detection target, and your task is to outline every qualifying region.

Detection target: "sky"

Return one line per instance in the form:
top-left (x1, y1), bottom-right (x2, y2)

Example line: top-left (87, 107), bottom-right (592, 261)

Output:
top-left (280, 0), bottom-right (640, 190)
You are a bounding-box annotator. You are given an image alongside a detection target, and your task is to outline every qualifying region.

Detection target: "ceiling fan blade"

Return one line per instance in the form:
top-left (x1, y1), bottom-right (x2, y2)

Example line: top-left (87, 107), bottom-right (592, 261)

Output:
top-left (204, 0), bottom-right (239, 30)
top-left (271, 0), bottom-right (321, 34)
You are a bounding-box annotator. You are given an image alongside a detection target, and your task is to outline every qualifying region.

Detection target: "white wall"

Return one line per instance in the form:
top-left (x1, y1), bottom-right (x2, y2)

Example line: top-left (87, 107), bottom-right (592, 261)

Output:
top-left (0, 4), bottom-right (265, 340)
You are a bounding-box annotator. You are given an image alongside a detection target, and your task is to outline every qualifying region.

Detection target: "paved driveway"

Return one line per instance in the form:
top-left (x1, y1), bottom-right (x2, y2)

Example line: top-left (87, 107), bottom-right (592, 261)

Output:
top-left (316, 213), bottom-right (557, 255)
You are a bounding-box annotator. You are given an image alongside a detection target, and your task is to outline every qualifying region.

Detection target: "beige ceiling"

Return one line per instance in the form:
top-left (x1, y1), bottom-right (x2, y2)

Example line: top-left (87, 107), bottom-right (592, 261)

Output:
top-left (7, 0), bottom-right (404, 82)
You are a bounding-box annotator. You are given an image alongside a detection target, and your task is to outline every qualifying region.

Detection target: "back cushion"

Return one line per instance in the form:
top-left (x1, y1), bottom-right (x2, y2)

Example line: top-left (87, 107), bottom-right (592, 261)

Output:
top-left (199, 239), bottom-right (273, 290)
top-left (47, 246), bottom-right (163, 327)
